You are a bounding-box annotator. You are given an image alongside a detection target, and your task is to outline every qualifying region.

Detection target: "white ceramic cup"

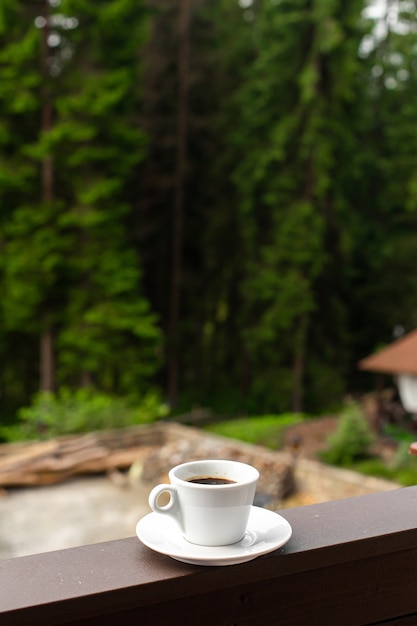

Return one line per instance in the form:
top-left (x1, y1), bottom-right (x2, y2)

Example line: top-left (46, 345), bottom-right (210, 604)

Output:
top-left (148, 459), bottom-right (259, 546)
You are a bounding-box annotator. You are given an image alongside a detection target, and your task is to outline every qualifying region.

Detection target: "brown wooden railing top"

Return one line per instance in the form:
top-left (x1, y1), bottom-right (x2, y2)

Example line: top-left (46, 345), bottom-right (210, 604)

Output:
top-left (1, 486), bottom-right (417, 625)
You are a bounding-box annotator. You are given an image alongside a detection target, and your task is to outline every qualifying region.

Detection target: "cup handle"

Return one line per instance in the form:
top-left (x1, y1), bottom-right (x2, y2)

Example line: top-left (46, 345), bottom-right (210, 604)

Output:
top-left (148, 484), bottom-right (184, 530)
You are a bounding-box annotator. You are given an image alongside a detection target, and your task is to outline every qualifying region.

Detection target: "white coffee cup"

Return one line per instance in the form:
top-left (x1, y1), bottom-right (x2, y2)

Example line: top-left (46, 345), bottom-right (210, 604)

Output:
top-left (148, 459), bottom-right (259, 546)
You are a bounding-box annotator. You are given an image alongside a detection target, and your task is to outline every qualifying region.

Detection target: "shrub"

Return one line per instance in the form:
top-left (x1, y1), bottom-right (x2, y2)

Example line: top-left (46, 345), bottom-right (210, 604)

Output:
top-left (0, 388), bottom-right (168, 441)
top-left (321, 401), bottom-right (375, 466)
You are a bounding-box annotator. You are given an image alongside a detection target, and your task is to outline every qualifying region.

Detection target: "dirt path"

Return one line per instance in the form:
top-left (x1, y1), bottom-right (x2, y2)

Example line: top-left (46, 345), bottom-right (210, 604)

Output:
top-left (282, 416), bottom-right (338, 459)
top-left (0, 476), bottom-right (152, 560)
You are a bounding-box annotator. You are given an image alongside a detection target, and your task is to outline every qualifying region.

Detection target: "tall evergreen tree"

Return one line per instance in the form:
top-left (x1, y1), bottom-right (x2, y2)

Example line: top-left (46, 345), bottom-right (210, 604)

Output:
top-left (0, 0), bottom-right (52, 409)
top-left (133, 0), bottom-right (233, 408)
top-left (347, 0), bottom-right (417, 369)
top-left (227, 0), bottom-right (368, 412)
top-left (0, 0), bottom-right (161, 412)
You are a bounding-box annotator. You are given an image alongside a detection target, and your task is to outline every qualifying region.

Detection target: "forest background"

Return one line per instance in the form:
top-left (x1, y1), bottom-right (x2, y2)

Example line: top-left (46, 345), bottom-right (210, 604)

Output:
top-left (1, 0), bottom-right (417, 437)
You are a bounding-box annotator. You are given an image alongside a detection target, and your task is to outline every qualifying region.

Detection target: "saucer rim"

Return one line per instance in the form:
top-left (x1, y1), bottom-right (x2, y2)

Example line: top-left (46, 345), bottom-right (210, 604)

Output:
top-left (136, 505), bottom-right (292, 566)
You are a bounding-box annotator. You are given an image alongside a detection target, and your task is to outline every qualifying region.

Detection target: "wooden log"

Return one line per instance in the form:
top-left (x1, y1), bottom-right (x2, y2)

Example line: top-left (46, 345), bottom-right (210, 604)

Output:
top-left (0, 426), bottom-right (161, 487)
top-left (0, 440), bottom-right (58, 472)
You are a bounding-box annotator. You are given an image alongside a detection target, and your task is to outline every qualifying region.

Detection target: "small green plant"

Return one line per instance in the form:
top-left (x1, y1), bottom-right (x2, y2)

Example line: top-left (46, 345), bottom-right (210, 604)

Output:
top-left (0, 388), bottom-right (168, 441)
top-left (385, 440), bottom-right (417, 485)
top-left (353, 448), bottom-right (417, 486)
top-left (321, 401), bottom-right (375, 467)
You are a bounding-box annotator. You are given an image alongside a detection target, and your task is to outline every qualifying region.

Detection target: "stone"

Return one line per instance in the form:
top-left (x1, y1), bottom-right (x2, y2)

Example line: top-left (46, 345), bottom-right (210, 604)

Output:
top-left (139, 423), bottom-right (295, 503)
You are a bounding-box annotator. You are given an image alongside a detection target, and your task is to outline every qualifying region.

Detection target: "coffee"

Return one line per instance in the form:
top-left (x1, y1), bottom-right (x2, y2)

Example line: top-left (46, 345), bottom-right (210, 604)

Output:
top-left (187, 476), bottom-right (236, 485)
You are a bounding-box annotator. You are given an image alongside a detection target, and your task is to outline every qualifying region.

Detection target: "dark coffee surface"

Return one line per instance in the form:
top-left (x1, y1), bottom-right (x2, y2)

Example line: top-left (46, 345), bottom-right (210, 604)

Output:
top-left (186, 476), bottom-right (236, 485)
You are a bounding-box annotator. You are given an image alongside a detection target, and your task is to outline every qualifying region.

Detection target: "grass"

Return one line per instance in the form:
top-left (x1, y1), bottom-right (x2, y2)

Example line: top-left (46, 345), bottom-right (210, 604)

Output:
top-left (349, 433), bottom-right (417, 486)
top-left (321, 418), bottom-right (417, 487)
top-left (351, 457), bottom-right (417, 486)
top-left (204, 413), bottom-right (308, 450)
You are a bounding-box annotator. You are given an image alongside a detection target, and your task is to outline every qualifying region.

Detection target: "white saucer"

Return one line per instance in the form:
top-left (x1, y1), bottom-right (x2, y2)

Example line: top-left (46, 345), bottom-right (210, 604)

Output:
top-left (136, 505), bottom-right (292, 566)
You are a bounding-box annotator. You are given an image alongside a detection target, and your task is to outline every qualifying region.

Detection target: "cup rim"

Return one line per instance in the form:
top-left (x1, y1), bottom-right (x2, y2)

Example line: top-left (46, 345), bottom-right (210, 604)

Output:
top-left (168, 459), bottom-right (259, 487)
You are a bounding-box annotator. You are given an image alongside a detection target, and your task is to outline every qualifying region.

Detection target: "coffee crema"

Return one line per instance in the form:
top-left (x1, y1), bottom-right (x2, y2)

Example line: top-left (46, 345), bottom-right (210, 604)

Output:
top-left (186, 476), bottom-right (236, 486)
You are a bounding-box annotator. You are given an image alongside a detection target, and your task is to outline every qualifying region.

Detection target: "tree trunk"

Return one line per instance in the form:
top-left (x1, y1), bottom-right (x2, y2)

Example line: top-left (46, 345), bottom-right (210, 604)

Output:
top-left (167, 0), bottom-right (191, 407)
top-left (39, 0), bottom-right (55, 393)
top-left (292, 315), bottom-right (307, 413)
top-left (40, 329), bottom-right (54, 392)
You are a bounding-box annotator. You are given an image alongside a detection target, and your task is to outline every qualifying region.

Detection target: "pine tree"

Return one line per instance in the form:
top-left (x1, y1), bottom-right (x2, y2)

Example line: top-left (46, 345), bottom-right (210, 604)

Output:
top-left (228, 0), bottom-right (368, 412)
top-left (0, 0), bottom-right (161, 410)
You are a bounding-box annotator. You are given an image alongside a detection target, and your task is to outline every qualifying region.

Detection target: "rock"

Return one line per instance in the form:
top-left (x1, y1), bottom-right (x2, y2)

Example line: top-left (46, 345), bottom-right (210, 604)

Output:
top-left (139, 423), bottom-right (295, 502)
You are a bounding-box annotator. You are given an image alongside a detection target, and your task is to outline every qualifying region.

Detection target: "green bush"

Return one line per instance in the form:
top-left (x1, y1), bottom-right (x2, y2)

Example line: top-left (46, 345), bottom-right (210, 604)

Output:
top-left (321, 401), bottom-right (375, 466)
top-left (0, 388), bottom-right (168, 441)
top-left (353, 451), bottom-right (417, 487)
top-left (383, 423), bottom-right (416, 446)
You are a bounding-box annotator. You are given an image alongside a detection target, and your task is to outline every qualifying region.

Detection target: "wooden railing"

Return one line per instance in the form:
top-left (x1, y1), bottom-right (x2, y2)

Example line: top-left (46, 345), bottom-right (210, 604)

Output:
top-left (1, 486), bottom-right (417, 625)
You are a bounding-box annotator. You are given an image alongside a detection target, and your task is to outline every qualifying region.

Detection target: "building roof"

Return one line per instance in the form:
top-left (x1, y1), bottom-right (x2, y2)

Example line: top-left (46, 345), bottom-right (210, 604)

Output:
top-left (358, 329), bottom-right (417, 376)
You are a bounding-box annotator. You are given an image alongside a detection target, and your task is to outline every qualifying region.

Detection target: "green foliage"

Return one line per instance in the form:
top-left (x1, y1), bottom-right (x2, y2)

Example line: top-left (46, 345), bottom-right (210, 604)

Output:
top-left (321, 401), bottom-right (375, 466)
top-left (354, 426), bottom-right (417, 486)
top-left (3, 0), bottom-right (417, 421)
top-left (205, 413), bottom-right (308, 449)
top-left (0, 389), bottom-right (168, 441)
top-left (0, 0), bottom-right (160, 408)
top-left (352, 444), bottom-right (417, 487)
top-left (217, 0), bottom-right (367, 412)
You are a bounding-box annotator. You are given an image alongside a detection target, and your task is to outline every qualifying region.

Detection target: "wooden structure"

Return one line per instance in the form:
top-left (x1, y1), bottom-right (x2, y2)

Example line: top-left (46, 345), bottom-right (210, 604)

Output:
top-left (358, 329), bottom-right (417, 426)
top-left (1, 487), bottom-right (417, 625)
top-left (358, 329), bottom-right (417, 376)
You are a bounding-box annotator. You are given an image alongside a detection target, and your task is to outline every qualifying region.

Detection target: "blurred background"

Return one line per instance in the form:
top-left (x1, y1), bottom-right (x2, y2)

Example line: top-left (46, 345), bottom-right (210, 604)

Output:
top-left (3, 0), bottom-right (417, 559)
top-left (1, 0), bottom-right (417, 446)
